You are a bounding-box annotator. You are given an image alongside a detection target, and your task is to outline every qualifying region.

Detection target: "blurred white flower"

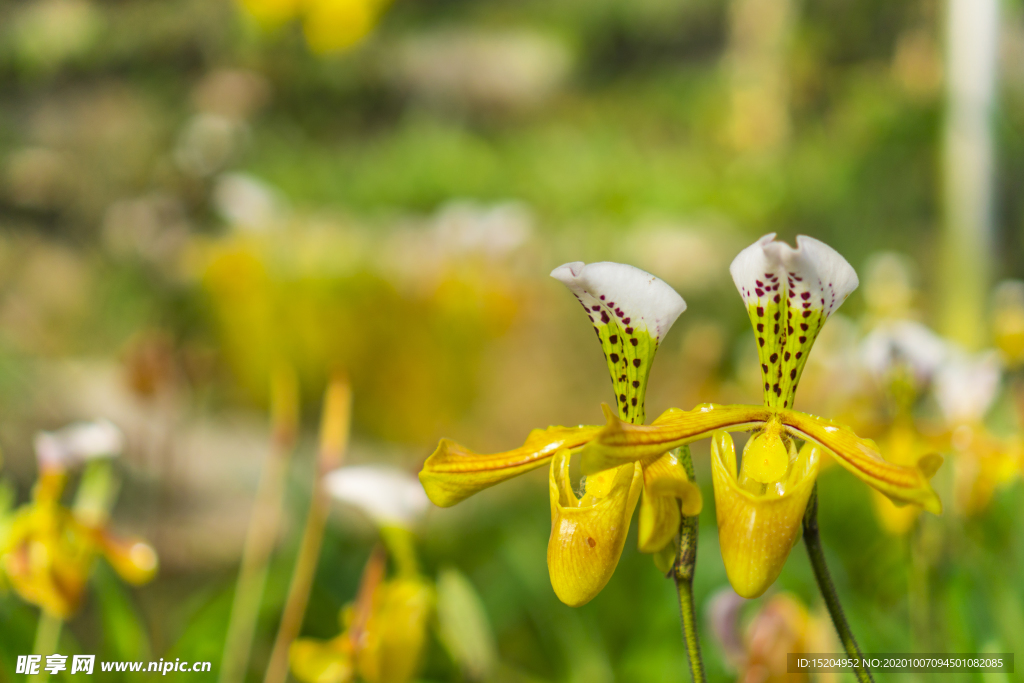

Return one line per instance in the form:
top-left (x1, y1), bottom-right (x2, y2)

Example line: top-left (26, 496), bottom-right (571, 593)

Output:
top-left (390, 29), bottom-right (571, 111)
top-left (325, 465), bottom-right (429, 528)
top-left (934, 349), bottom-right (1002, 425)
top-left (861, 320), bottom-right (948, 387)
top-left (212, 173), bottom-right (286, 231)
top-left (433, 200), bottom-right (532, 257)
top-left (34, 419), bottom-right (124, 470)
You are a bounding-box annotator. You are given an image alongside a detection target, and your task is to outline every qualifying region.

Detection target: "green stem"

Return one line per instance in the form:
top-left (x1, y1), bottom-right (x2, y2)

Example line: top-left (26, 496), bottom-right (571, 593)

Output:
top-left (672, 446), bottom-right (706, 683)
top-left (802, 484), bottom-right (873, 683)
top-left (30, 612), bottom-right (62, 682)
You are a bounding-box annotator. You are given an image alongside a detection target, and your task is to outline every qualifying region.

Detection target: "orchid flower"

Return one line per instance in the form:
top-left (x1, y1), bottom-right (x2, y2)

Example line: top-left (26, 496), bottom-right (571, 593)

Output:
top-left (0, 421), bottom-right (157, 618)
top-left (860, 320), bottom-right (949, 534)
top-left (292, 465), bottom-right (432, 683)
top-left (291, 464), bottom-right (508, 683)
top-left (577, 235), bottom-right (943, 598)
top-left (933, 349), bottom-right (1021, 515)
top-left (421, 261), bottom-right (701, 606)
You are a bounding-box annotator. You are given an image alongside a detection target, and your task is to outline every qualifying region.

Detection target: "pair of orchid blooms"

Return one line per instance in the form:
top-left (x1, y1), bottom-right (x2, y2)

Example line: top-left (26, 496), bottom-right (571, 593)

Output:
top-left (420, 234), bottom-right (942, 612)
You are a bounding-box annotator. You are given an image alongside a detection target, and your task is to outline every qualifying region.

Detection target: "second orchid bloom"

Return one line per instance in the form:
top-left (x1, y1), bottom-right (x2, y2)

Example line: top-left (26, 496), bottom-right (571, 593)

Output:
top-left (420, 234), bottom-right (943, 605)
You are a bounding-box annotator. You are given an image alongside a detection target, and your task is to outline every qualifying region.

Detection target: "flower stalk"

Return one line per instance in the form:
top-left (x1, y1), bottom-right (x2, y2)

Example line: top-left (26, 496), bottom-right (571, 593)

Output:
top-left (671, 446), bottom-right (706, 683)
top-left (802, 484), bottom-right (874, 683)
top-left (220, 366), bottom-right (299, 683)
top-left (264, 376), bottom-right (351, 683)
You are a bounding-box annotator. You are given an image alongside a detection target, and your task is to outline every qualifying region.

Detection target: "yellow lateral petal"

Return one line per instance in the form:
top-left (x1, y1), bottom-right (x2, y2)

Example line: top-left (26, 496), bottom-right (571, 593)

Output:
top-left (637, 450), bottom-right (703, 554)
top-left (419, 425), bottom-right (601, 507)
top-left (547, 451), bottom-right (643, 607)
top-left (780, 409), bottom-right (942, 514)
top-left (712, 434), bottom-right (820, 599)
top-left (580, 404), bottom-right (769, 475)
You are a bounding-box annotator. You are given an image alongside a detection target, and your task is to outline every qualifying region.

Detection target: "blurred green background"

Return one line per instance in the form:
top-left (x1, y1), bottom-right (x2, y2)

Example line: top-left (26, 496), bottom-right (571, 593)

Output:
top-left (1, 0), bottom-right (1023, 680)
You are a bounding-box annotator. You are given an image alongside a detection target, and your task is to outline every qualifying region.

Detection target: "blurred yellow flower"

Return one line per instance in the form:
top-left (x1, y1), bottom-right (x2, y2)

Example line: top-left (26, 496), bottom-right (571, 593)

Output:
top-left (290, 543), bottom-right (433, 683)
top-left (0, 472), bottom-right (157, 619)
top-left (237, 0), bottom-right (391, 54)
top-left (934, 349), bottom-right (1021, 515)
top-left (870, 419), bottom-right (934, 535)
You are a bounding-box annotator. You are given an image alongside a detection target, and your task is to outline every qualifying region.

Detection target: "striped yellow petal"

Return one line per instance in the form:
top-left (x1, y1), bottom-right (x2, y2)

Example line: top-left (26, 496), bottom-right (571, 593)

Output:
top-left (712, 432), bottom-right (820, 599)
top-left (547, 450), bottom-right (643, 607)
top-left (580, 404), bottom-right (769, 475)
top-left (779, 409), bottom-right (942, 514)
top-left (420, 425), bottom-right (601, 507)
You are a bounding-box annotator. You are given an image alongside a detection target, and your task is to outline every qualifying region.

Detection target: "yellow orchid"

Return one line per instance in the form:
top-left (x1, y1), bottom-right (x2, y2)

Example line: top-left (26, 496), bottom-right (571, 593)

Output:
top-left (290, 547), bottom-right (433, 683)
top-left (933, 349), bottom-right (1022, 516)
top-left (421, 261), bottom-right (702, 606)
top-left (0, 471), bottom-right (157, 619)
top-left (578, 234), bottom-right (943, 598)
top-left (237, 0), bottom-right (392, 54)
top-left (860, 320), bottom-right (949, 534)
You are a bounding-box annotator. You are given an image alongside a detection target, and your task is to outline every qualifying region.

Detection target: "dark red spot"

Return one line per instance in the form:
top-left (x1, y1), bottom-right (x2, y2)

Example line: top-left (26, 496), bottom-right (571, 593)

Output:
top-left (769, 353), bottom-right (778, 363)
top-left (609, 335), bottom-right (618, 344)
top-left (625, 327), bottom-right (634, 334)
top-left (801, 291), bottom-right (811, 300)
top-left (633, 359), bottom-right (641, 367)
top-left (623, 318), bottom-right (631, 324)
top-left (799, 336), bottom-right (807, 343)
top-left (757, 307), bottom-right (764, 317)
top-left (758, 337), bottom-right (765, 347)
top-left (587, 537), bottom-right (596, 547)
top-left (790, 369), bottom-right (797, 379)
top-left (601, 311), bottom-right (610, 323)
top-left (630, 338), bottom-right (638, 346)
top-left (610, 353), bottom-right (619, 363)
top-left (632, 380), bottom-right (640, 388)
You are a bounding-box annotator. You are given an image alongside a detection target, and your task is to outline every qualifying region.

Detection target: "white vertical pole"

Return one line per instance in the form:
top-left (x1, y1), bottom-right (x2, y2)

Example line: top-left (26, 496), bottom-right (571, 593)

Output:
top-left (941, 0), bottom-right (999, 349)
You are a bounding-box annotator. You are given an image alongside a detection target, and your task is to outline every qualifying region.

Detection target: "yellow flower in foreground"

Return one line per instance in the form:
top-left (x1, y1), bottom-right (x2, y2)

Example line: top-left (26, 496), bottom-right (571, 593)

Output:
top-left (422, 261), bottom-right (700, 606)
top-left (579, 234), bottom-right (942, 598)
top-left (422, 237), bottom-right (942, 603)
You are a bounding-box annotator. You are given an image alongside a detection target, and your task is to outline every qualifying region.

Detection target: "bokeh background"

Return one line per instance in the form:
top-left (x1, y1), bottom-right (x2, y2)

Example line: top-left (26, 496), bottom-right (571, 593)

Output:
top-left (0, 0), bottom-right (1023, 680)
